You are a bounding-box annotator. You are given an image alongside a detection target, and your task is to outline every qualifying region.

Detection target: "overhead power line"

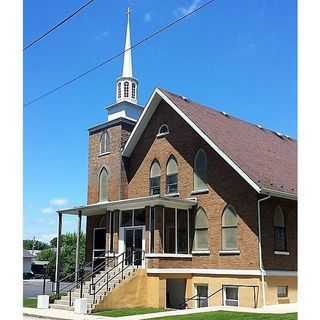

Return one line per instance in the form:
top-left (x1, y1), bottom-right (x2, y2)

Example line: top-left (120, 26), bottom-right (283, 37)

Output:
top-left (24, 0), bottom-right (216, 107)
top-left (24, 0), bottom-right (95, 51)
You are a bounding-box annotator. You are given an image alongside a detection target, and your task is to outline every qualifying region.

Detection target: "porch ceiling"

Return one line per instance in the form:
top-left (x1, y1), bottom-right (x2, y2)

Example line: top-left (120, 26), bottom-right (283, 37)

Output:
top-left (57, 195), bottom-right (197, 216)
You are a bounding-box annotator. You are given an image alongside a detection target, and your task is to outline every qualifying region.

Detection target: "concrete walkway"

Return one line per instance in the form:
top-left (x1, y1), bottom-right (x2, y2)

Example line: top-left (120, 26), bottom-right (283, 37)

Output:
top-left (23, 303), bottom-right (297, 320)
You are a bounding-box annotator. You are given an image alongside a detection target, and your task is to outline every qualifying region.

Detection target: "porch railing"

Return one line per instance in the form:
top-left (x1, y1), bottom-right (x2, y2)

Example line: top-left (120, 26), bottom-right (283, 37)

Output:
top-left (51, 250), bottom-right (115, 297)
top-left (89, 249), bottom-right (145, 304)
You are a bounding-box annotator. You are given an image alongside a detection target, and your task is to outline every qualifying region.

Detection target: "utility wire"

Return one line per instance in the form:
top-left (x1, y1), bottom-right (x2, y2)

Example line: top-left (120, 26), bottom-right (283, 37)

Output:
top-left (24, 0), bottom-right (95, 51)
top-left (24, 0), bottom-right (216, 107)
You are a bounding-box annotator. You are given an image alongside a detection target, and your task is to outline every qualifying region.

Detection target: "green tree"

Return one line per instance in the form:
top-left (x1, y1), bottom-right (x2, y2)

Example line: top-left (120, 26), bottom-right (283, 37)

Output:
top-left (37, 232), bottom-right (86, 281)
top-left (23, 239), bottom-right (50, 250)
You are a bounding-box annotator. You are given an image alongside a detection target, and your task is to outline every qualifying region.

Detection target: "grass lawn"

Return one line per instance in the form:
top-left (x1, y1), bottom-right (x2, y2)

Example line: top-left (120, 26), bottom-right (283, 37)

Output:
top-left (23, 298), bottom-right (37, 308)
top-left (151, 311), bottom-right (298, 320)
top-left (94, 307), bottom-right (165, 317)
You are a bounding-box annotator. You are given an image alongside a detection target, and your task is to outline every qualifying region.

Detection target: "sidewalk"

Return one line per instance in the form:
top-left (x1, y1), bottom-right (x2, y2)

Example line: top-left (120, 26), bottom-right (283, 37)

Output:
top-left (23, 303), bottom-right (297, 320)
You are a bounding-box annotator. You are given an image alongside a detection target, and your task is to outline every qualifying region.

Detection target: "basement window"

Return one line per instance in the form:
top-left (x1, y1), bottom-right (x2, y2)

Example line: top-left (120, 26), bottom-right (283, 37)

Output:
top-left (277, 286), bottom-right (288, 298)
top-left (224, 286), bottom-right (239, 306)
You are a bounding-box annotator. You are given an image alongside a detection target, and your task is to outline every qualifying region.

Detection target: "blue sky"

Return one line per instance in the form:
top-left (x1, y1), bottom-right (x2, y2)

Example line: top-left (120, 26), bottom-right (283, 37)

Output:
top-left (23, 0), bottom-right (296, 242)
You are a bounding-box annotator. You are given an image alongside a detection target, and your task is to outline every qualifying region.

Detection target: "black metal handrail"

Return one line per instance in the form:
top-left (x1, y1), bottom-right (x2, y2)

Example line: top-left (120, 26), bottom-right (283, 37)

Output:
top-left (179, 284), bottom-right (259, 309)
top-left (52, 251), bottom-right (109, 294)
top-left (179, 287), bottom-right (223, 309)
top-left (89, 249), bottom-right (145, 304)
top-left (63, 251), bottom-right (118, 306)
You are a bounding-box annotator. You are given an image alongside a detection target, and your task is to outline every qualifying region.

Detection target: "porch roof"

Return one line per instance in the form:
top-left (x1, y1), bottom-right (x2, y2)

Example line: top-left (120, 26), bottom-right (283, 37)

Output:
top-left (57, 195), bottom-right (197, 216)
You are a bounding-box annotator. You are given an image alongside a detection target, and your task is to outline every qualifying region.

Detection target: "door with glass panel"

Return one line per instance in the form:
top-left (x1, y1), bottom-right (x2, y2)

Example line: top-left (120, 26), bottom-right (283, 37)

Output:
top-left (196, 285), bottom-right (208, 308)
top-left (93, 228), bottom-right (106, 270)
top-left (124, 228), bottom-right (143, 266)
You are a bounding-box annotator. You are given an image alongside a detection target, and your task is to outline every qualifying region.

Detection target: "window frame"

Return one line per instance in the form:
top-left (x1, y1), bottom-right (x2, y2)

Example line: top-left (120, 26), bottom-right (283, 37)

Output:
top-left (166, 156), bottom-right (178, 195)
top-left (193, 208), bottom-right (209, 251)
top-left (117, 82), bottom-right (121, 99)
top-left (277, 286), bottom-right (288, 298)
top-left (157, 124), bottom-right (170, 137)
top-left (99, 131), bottom-right (110, 155)
top-left (124, 81), bottom-right (129, 98)
top-left (149, 160), bottom-right (161, 196)
top-left (98, 167), bottom-right (108, 202)
top-left (221, 205), bottom-right (238, 251)
top-left (273, 206), bottom-right (287, 252)
top-left (131, 82), bottom-right (136, 99)
top-left (223, 286), bottom-right (239, 307)
top-left (193, 149), bottom-right (208, 192)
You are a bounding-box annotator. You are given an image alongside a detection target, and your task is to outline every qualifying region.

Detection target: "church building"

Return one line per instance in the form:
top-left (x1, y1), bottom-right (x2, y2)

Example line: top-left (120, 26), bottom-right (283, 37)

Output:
top-left (51, 10), bottom-right (297, 312)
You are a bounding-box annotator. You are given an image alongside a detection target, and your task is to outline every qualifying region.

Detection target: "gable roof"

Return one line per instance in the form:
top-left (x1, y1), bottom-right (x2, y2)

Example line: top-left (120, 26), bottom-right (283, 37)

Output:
top-left (122, 88), bottom-right (297, 200)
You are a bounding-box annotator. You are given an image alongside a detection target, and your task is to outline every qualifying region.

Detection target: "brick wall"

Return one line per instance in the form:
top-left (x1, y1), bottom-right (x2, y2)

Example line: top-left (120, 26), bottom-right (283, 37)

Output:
top-left (86, 119), bottom-right (135, 259)
top-left (127, 100), bottom-right (261, 270)
top-left (260, 197), bottom-right (297, 270)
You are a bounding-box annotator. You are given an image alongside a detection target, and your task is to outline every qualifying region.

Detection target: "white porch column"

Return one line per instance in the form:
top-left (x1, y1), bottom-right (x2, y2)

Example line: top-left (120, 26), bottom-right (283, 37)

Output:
top-left (55, 212), bottom-right (63, 295)
top-left (75, 210), bottom-right (82, 284)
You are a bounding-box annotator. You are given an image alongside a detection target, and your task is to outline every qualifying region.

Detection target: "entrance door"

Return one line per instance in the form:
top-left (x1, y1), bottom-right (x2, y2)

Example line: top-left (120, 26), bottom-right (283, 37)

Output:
top-left (93, 228), bottom-right (106, 270)
top-left (124, 228), bottom-right (143, 266)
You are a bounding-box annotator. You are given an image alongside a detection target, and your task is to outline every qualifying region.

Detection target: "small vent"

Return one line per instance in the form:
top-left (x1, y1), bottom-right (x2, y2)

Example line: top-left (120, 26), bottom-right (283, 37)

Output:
top-left (285, 135), bottom-right (292, 140)
top-left (221, 111), bottom-right (230, 117)
top-left (256, 124), bottom-right (264, 130)
top-left (273, 131), bottom-right (285, 139)
top-left (181, 96), bottom-right (190, 102)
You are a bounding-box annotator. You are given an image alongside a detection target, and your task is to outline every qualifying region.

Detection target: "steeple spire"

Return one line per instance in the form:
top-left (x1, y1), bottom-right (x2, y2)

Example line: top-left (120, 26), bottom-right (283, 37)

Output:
top-left (122, 8), bottom-right (133, 78)
top-left (115, 7), bottom-right (138, 105)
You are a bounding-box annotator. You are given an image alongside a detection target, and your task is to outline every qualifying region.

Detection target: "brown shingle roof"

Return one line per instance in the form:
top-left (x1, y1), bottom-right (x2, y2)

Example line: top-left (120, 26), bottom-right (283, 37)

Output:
top-left (160, 88), bottom-right (297, 196)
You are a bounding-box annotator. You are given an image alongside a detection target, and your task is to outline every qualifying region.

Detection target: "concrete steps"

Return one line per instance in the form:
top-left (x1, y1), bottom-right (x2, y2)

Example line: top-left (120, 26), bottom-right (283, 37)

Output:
top-left (50, 266), bottom-right (137, 313)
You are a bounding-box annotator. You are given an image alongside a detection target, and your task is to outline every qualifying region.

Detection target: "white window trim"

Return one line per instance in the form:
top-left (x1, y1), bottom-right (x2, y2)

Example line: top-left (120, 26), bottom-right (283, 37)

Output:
top-left (223, 285), bottom-right (239, 307)
top-left (192, 250), bottom-right (210, 255)
top-left (219, 250), bottom-right (240, 255)
top-left (191, 188), bottom-right (209, 195)
top-left (274, 250), bottom-right (290, 256)
top-left (156, 132), bottom-right (169, 138)
top-left (164, 192), bottom-right (180, 197)
top-left (98, 151), bottom-right (111, 157)
top-left (145, 253), bottom-right (192, 258)
top-left (157, 124), bottom-right (169, 137)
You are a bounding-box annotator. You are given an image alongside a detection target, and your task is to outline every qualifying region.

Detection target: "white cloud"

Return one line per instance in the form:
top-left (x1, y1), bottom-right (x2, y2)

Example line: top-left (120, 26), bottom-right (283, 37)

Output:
top-left (41, 207), bottom-right (54, 214)
top-left (176, 0), bottom-right (202, 16)
top-left (144, 12), bottom-right (152, 23)
top-left (37, 233), bottom-right (56, 243)
top-left (49, 198), bottom-right (68, 206)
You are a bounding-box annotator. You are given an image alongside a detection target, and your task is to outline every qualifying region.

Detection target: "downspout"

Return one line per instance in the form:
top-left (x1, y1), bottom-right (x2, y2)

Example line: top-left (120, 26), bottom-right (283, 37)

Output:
top-left (257, 195), bottom-right (271, 307)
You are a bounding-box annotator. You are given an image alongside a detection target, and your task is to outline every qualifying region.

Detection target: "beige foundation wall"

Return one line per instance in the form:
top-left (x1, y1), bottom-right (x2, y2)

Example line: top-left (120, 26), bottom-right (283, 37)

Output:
top-left (95, 271), bottom-right (297, 311)
top-left (188, 275), bottom-right (261, 308)
top-left (95, 270), bottom-right (166, 310)
top-left (265, 276), bottom-right (297, 305)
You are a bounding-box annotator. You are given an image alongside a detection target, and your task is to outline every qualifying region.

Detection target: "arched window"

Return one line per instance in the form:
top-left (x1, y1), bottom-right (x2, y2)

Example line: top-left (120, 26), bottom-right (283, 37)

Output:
top-left (221, 205), bottom-right (238, 250)
top-left (193, 208), bottom-right (208, 251)
top-left (99, 168), bottom-right (108, 202)
top-left (100, 131), bottom-right (110, 154)
top-left (150, 160), bottom-right (161, 195)
top-left (117, 82), bottom-right (121, 99)
top-left (274, 206), bottom-right (286, 251)
top-left (193, 149), bottom-right (207, 191)
top-left (158, 124), bottom-right (169, 136)
top-left (124, 81), bottom-right (129, 98)
top-left (132, 82), bottom-right (136, 99)
top-left (166, 156), bottom-right (178, 194)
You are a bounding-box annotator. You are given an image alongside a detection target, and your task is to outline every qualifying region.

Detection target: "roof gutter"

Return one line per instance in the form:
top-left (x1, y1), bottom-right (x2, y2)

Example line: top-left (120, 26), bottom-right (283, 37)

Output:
top-left (260, 187), bottom-right (297, 201)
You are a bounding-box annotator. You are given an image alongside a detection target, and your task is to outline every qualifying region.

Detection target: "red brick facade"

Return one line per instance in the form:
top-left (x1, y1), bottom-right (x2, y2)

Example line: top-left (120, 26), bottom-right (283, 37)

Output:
top-left (85, 100), bottom-right (297, 271)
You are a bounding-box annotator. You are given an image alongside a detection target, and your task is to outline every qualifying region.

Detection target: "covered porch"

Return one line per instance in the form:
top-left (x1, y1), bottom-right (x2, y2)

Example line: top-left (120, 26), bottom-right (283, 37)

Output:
top-left (54, 195), bottom-right (197, 292)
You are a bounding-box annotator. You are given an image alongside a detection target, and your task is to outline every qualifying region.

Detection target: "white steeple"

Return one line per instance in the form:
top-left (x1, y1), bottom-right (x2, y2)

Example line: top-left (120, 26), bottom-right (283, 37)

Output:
top-left (115, 7), bottom-right (138, 104)
top-left (122, 8), bottom-right (133, 78)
